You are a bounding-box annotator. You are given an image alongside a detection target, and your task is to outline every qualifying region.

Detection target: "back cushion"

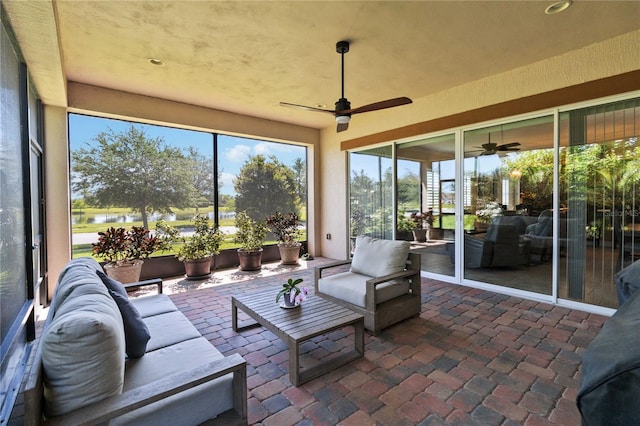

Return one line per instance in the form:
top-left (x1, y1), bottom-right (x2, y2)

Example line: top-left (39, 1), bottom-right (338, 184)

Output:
top-left (350, 235), bottom-right (410, 277)
top-left (42, 265), bottom-right (125, 417)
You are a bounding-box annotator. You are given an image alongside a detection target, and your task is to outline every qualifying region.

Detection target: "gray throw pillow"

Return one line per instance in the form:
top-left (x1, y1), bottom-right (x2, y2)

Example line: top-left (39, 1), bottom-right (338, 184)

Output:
top-left (96, 270), bottom-right (150, 358)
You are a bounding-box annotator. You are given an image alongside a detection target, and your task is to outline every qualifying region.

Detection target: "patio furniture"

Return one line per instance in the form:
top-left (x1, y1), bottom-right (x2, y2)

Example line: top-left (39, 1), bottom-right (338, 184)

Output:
top-left (615, 259), bottom-right (640, 306)
top-left (523, 209), bottom-right (570, 262)
top-left (577, 282), bottom-right (640, 425)
top-left (232, 289), bottom-right (364, 386)
top-left (464, 223), bottom-right (530, 268)
top-left (314, 235), bottom-right (421, 334)
top-left (24, 258), bottom-right (247, 426)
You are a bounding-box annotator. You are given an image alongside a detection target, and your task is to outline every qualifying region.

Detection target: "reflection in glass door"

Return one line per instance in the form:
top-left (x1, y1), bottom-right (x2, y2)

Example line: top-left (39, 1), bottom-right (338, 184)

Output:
top-left (349, 147), bottom-right (393, 244)
top-left (463, 117), bottom-right (554, 294)
top-left (560, 98), bottom-right (640, 308)
top-left (396, 134), bottom-right (456, 277)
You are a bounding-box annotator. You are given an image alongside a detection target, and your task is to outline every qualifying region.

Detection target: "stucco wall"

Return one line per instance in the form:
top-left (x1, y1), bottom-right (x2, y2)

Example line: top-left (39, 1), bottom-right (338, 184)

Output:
top-left (44, 106), bottom-right (71, 295)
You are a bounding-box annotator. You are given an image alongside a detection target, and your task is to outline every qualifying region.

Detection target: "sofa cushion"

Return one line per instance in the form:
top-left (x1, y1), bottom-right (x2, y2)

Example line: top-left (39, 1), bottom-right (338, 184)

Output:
top-left (116, 338), bottom-right (232, 426)
top-left (143, 310), bottom-right (202, 352)
top-left (132, 293), bottom-right (179, 318)
top-left (318, 271), bottom-right (411, 308)
top-left (42, 292), bottom-right (125, 417)
top-left (53, 258), bottom-right (106, 313)
top-left (97, 270), bottom-right (150, 358)
top-left (350, 235), bottom-right (410, 277)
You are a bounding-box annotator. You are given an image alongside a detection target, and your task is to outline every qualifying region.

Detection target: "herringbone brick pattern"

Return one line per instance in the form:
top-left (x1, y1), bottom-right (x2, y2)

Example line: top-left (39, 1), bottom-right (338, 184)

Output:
top-left (170, 260), bottom-right (607, 426)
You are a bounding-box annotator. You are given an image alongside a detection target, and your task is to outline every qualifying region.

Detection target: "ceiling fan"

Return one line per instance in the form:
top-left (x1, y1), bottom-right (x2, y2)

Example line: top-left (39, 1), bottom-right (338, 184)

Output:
top-left (470, 133), bottom-right (521, 156)
top-left (280, 40), bottom-right (412, 133)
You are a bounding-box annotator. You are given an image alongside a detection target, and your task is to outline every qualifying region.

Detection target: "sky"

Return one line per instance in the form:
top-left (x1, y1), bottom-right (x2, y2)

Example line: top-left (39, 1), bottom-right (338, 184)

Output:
top-left (68, 113), bottom-right (306, 196)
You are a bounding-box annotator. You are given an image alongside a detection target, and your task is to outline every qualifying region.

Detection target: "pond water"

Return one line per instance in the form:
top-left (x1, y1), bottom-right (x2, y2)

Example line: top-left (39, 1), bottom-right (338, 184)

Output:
top-left (71, 211), bottom-right (225, 225)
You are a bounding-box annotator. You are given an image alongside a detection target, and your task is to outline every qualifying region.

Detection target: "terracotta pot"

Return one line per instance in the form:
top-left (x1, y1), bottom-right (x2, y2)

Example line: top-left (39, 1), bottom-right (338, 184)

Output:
top-left (104, 260), bottom-right (144, 284)
top-left (278, 242), bottom-right (301, 265)
top-left (183, 257), bottom-right (212, 280)
top-left (413, 228), bottom-right (427, 242)
top-left (474, 221), bottom-right (489, 231)
top-left (238, 248), bottom-right (263, 271)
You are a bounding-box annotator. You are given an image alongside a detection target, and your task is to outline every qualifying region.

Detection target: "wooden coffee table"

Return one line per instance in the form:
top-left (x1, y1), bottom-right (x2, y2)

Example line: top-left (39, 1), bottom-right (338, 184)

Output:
top-left (232, 290), bottom-right (364, 386)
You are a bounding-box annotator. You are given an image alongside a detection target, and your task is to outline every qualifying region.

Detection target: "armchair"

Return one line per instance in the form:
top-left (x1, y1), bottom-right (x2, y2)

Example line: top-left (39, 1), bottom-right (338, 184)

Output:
top-left (465, 223), bottom-right (529, 268)
top-left (315, 235), bottom-right (421, 334)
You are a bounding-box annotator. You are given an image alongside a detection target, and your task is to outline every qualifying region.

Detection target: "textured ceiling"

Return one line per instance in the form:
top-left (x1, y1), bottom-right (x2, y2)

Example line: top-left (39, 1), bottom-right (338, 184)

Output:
top-left (6, 0), bottom-right (640, 131)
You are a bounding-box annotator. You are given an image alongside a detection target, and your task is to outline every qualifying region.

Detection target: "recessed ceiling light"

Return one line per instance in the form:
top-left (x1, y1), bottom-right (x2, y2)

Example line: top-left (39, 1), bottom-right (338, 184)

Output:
top-left (545, 1), bottom-right (571, 15)
top-left (147, 58), bottom-right (164, 66)
top-left (315, 103), bottom-right (327, 109)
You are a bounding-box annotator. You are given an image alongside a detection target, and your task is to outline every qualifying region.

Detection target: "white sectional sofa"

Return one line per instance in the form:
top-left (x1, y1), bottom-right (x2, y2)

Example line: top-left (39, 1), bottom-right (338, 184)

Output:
top-left (24, 258), bottom-right (247, 425)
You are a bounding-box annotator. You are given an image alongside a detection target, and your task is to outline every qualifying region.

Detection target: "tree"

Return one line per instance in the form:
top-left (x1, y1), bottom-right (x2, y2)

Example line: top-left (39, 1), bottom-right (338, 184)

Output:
top-left (72, 126), bottom-right (196, 229)
top-left (233, 155), bottom-right (297, 220)
top-left (397, 169), bottom-right (420, 210)
top-left (186, 146), bottom-right (215, 209)
top-left (291, 157), bottom-right (306, 202)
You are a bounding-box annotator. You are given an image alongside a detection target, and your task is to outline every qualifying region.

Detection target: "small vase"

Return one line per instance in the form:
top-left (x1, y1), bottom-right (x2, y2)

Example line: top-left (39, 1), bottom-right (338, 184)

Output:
top-left (283, 291), bottom-right (296, 307)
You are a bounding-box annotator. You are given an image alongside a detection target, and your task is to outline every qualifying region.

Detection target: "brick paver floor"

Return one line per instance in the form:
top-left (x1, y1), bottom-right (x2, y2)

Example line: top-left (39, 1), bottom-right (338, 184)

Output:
top-left (169, 261), bottom-right (607, 426)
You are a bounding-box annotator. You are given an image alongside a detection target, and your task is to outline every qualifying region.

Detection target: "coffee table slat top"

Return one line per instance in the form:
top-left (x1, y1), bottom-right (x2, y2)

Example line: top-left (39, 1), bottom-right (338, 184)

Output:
top-left (232, 290), bottom-right (362, 341)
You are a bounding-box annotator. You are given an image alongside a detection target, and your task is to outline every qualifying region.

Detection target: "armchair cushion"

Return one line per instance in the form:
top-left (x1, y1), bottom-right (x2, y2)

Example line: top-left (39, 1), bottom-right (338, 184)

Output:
top-left (317, 271), bottom-right (411, 308)
top-left (350, 235), bottom-right (411, 277)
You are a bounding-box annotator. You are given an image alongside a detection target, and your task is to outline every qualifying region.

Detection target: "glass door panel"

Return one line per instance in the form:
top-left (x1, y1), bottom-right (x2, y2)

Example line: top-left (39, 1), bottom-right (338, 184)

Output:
top-left (397, 134), bottom-right (455, 276)
top-left (463, 117), bottom-right (554, 294)
top-left (349, 147), bottom-right (393, 246)
top-left (559, 98), bottom-right (640, 308)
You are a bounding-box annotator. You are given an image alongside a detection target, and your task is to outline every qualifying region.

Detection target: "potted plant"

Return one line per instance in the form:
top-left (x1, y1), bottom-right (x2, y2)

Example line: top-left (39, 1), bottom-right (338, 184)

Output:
top-left (410, 209), bottom-right (434, 242)
top-left (475, 201), bottom-right (503, 231)
top-left (235, 211), bottom-right (267, 271)
top-left (397, 212), bottom-right (415, 241)
top-left (275, 277), bottom-right (308, 308)
top-left (156, 214), bottom-right (225, 280)
top-left (266, 211), bottom-right (302, 265)
top-left (92, 225), bottom-right (168, 283)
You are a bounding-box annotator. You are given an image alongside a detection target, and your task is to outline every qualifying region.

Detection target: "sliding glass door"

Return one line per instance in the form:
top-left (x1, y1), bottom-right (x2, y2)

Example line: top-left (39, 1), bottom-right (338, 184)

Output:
top-left (559, 98), bottom-right (640, 308)
top-left (396, 134), bottom-right (456, 276)
top-left (347, 95), bottom-right (639, 311)
top-left (461, 117), bottom-right (555, 294)
top-left (349, 146), bottom-right (393, 243)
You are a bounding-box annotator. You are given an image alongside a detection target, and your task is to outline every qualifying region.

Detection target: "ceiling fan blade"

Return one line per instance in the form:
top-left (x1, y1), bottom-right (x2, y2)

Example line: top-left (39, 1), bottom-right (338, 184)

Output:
top-left (348, 97), bottom-right (413, 114)
top-left (280, 102), bottom-right (335, 114)
top-left (499, 142), bottom-right (521, 149)
top-left (337, 122), bottom-right (349, 132)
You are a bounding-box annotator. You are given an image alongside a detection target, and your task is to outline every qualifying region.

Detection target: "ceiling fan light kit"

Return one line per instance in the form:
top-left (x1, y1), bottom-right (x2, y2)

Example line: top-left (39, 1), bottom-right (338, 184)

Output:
top-left (280, 40), bottom-right (412, 132)
top-left (335, 115), bottom-right (350, 124)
